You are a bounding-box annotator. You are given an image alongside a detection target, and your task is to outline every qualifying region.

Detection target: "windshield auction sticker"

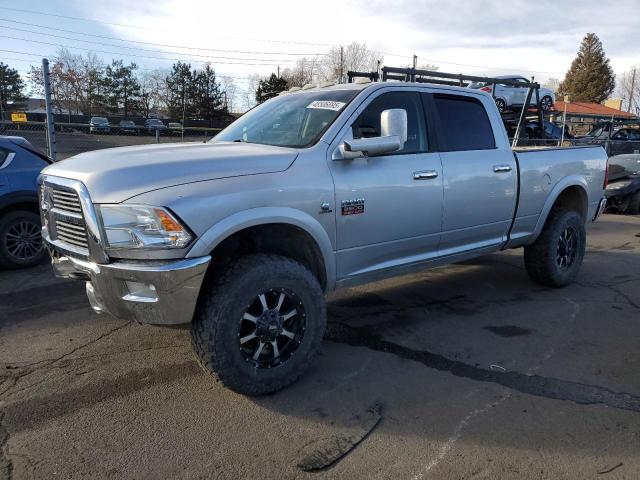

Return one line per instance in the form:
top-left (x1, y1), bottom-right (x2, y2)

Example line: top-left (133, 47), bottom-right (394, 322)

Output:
top-left (306, 100), bottom-right (346, 111)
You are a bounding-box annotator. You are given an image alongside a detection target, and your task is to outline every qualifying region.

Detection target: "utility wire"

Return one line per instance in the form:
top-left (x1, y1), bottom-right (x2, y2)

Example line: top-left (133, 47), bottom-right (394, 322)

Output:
top-left (0, 50), bottom-right (256, 80)
top-left (1, 7), bottom-right (338, 47)
top-left (0, 18), bottom-right (328, 56)
top-left (0, 35), bottom-right (302, 66)
top-left (0, 27), bottom-right (323, 62)
top-left (381, 51), bottom-right (565, 76)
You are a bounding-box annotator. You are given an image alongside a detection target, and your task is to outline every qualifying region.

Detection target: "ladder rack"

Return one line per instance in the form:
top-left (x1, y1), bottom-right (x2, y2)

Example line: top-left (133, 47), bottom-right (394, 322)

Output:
top-left (347, 66), bottom-right (547, 146)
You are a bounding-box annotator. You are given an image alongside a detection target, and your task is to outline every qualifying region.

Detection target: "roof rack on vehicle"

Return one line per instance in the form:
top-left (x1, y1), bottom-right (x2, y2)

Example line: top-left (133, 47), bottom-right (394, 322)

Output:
top-left (346, 66), bottom-right (546, 147)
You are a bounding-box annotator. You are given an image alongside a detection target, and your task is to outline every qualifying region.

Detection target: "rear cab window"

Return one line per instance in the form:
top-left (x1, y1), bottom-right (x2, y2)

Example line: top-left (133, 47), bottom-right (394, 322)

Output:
top-left (429, 93), bottom-right (496, 152)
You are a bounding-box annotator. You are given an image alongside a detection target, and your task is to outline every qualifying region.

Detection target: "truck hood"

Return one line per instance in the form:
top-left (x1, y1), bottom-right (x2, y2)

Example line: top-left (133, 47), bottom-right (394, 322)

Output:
top-left (42, 141), bottom-right (298, 203)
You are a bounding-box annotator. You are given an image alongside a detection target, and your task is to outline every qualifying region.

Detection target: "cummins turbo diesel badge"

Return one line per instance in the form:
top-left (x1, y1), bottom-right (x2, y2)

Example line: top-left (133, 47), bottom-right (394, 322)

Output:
top-left (306, 100), bottom-right (346, 111)
top-left (341, 198), bottom-right (365, 215)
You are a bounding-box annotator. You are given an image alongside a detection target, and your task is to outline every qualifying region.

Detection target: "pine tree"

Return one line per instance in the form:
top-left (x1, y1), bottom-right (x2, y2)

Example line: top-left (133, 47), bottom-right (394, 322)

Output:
top-left (255, 74), bottom-right (288, 103)
top-left (194, 65), bottom-right (225, 122)
top-left (104, 60), bottom-right (141, 118)
top-left (0, 62), bottom-right (27, 117)
top-left (166, 62), bottom-right (197, 120)
top-left (558, 33), bottom-right (615, 103)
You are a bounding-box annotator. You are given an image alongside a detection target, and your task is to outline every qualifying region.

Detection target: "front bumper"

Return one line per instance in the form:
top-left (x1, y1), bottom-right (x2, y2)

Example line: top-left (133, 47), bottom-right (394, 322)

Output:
top-left (50, 251), bottom-right (210, 325)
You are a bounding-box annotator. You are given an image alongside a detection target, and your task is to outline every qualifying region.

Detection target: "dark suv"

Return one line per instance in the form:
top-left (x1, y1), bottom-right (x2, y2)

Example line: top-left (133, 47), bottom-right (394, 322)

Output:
top-left (0, 136), bottom-right (51, 268)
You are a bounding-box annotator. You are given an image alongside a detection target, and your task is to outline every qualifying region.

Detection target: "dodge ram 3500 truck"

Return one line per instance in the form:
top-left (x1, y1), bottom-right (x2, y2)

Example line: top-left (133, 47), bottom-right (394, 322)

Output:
top-left (39, 82), bottom-right (608, 395)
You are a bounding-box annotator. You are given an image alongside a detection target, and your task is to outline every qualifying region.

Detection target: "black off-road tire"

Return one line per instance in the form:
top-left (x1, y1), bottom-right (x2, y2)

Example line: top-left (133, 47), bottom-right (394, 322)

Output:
top-left (0, 211), bottom-right (46, 269)
top-left (626, 191), bottom-right (640, 215)
top-left (190, 254), bottom-right (326, 396)
top-left (524, 208), bottom-right (586, 288)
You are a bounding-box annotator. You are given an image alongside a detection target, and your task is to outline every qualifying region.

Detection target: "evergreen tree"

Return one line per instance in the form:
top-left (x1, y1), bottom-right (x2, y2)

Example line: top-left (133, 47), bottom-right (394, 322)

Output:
top-left (558, 33), bottom-right (615, 103)
top-left (194, 65), bottom-right (225, 121)
top-left (104, 60), bottom-right (141, 118)
top-left (166, 62), bottom-right (197, 120)
top-left (0, 62), bottom-right (27, 117)
top-left (255, 74), bottom-right (287, 103)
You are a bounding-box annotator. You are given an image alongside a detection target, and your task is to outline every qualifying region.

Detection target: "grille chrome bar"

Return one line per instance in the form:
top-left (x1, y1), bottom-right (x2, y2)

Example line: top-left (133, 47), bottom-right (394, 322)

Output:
top-left (40, 175), bottom-right (109, 263)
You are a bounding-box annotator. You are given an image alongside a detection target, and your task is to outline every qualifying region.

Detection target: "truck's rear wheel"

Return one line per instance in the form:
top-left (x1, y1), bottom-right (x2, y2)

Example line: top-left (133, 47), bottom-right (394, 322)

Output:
top-left (190, 254), bottom-right (326, 395)
top-left (524, 208), bottom-right (586, 287)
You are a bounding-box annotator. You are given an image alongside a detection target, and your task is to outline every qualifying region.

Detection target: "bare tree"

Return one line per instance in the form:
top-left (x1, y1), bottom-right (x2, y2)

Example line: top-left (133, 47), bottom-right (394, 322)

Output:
top-left (220, 76), bottom-right (238, 113)
top-left (243, 73), bottom-right (261, 111)
top-left (281, 57), bottom-right (322, 87)
top-left (543, 77), bottom-right (561, 93)
top-left (320, 42), bottom-right (381, 83)
top-left (615, 66), bottom-right (640, 113)
top-left (138, 69), bottom-right (169, 118)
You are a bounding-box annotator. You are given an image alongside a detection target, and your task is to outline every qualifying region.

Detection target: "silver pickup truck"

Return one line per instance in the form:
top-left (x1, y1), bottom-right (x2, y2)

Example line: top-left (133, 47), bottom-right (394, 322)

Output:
top-left (39, 82), bottom-right (608, 395)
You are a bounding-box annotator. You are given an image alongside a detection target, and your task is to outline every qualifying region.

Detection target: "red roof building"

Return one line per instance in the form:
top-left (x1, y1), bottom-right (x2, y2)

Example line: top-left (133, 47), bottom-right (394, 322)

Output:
top-left (553, 100), bottom-right (636, 120)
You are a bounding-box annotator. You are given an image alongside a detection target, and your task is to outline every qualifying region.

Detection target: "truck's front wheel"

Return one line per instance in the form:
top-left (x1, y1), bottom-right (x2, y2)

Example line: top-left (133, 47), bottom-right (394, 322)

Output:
top-left (191, 254), bottom-right (326, 395)
top-left (524, 208), bottom-right (586, 287)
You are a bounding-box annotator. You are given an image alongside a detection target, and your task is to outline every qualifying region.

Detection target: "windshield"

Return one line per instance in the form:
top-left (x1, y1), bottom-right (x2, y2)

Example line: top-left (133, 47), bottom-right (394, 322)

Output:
top-left (214, 89), bottom-right (359, 148)
top-left (147, 119), bottom-right (163, 125)
top-left (91, 117), bottom-right (108, 124)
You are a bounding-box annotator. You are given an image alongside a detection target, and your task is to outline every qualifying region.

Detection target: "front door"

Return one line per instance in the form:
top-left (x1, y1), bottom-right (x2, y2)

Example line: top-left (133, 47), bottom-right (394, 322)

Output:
top-left (329, 89), bottom-right (444, 281)
top-left (427, 92), bottom-right (517, 255)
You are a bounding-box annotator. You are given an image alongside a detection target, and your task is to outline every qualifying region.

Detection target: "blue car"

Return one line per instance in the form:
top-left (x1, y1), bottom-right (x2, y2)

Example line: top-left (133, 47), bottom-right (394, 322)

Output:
top-left (0, 136), bottom-right (51, 268)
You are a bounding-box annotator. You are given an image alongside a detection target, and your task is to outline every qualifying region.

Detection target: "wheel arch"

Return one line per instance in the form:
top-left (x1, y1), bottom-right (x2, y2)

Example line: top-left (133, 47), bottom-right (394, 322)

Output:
top-left (186, 207), bottom-right (335, 291)
top-left (0, 191), bottom-right (40, 217)
top-left (530, 179), bottom-right (589, 242)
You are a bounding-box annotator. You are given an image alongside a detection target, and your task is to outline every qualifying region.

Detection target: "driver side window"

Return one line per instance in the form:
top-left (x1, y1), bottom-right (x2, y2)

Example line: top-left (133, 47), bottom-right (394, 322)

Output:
top-left (351, 91), bottom-right (427, 154)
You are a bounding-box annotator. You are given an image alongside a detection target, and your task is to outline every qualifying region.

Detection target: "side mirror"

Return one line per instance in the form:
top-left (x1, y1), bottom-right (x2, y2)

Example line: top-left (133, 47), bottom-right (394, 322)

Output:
top-left (380, 109), bottom-right (407, 144)
top-left (334, 108), bottom-right (407, 160)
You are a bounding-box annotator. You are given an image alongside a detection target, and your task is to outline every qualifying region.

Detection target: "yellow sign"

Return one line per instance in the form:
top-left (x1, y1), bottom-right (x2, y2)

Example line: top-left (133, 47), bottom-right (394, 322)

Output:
top-left (11, 112), bottom-right (27, 123)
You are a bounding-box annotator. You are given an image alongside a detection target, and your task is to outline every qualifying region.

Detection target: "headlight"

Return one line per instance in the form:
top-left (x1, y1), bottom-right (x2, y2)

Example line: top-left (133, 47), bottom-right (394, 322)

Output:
top-left (605, 180), bottom-right (632, 191)
top-left (96, 205), bottom-right (192, 249)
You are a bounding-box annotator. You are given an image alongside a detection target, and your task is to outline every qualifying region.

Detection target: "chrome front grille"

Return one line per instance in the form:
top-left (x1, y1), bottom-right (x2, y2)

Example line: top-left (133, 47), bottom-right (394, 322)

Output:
top-left (54, 219), bottom-right (89, 249)
top-left (43, 184), bottom-right (91, 256)
top-left (51, 189), bottom-right (83, 214)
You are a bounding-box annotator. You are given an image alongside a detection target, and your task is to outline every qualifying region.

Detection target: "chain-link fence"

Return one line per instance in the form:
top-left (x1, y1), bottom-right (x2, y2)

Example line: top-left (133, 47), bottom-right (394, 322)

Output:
top-left (0, 120), bottom-right (221, 160)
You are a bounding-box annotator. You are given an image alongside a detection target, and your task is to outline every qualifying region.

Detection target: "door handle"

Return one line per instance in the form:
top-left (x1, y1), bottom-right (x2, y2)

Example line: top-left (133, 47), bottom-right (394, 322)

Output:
top-left (493, 165), bottom-right (512, 173)
top-left (413, 170), bottom-right (439, 180)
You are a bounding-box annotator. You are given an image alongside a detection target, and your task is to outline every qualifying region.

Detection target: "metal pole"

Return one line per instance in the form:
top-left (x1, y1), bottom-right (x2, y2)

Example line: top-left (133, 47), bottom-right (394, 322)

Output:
top-left (512, 87), bottom-right (534, 148)
top-left (42, 58), bottom-right (57, 161)
top-left (560, 102), bottom-right (567, 147)
top-left (339, 46), bottom-right (344, 84)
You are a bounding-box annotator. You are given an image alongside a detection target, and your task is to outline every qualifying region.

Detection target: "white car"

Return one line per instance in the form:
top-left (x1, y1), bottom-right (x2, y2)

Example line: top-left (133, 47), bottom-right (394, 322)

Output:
top-left (469, 75), bottom-right (555, 113)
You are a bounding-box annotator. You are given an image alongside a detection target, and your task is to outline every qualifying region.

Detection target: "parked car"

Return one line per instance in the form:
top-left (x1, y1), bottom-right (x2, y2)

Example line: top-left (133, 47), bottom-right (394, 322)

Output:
top-left (144, 118), bottom-right (167, 135)
top-left (469, 75), bottom-right (555, 113)
top-left (40, 82), bottom-right (607, 395)
top-left (604, 154), bottom-right (640, 213)
top-left (525, 120), bottom-right (573, 145)
top-left (89, 117), bottom-right (111, 134)
top-left (0, 136), bottom-right (51, 268)
top-left (607, 127), bottom-right (640, 157)
top-left (168, 122), bottom-right (183, 135)
top-left (118, 120), bottom-right (137, 135)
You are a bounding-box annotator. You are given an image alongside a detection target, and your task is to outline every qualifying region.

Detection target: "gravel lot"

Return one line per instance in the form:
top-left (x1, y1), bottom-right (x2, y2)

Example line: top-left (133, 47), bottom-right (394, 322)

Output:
top-left (1, 214), bottom-right (639, 479)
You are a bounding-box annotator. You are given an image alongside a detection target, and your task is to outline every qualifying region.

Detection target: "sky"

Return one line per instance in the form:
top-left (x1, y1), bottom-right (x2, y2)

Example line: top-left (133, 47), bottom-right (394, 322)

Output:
top-left (1, 0), bottom-right (638, 109)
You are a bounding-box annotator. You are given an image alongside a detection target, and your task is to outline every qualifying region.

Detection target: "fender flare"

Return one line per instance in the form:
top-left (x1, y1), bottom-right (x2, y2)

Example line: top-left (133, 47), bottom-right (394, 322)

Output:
top-left (186, 207), bottom-right (336, 290)
top-left (530, 175), bottom-right (589, 242)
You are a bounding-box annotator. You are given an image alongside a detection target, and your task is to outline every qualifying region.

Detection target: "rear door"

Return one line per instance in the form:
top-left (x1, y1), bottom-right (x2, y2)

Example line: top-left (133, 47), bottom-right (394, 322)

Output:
top-left (329, 89), bottom-right (444, 280)
top-left (427, 91), bottom-right (517, 255)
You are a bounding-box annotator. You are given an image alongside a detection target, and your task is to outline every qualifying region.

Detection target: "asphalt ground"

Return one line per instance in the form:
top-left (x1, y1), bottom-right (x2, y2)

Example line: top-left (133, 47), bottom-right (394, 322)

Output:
top-left (1, 214), bottom-right (639, 479)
